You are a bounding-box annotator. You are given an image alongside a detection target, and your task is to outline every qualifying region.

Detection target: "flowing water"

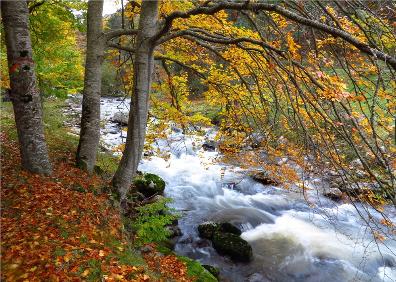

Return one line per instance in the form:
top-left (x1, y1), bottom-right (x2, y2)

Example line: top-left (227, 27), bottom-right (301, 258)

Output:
top-left (67, 96), bottom-right (396, 282)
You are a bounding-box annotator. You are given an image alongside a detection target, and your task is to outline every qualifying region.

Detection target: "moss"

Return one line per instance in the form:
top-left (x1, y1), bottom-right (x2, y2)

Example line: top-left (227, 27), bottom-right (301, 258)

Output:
top-left (212, 232), bottom-right (252, 262)
top-left (133, 173), bottom-right (166, 198)
top-left (198, 222), bottom-right (241, 239)
top-left (198, 222), bottom-right (218, 239)
top-left (178, 257), bottom-right (218, 282)
top-left (202, 265), bottom-right (220, 278)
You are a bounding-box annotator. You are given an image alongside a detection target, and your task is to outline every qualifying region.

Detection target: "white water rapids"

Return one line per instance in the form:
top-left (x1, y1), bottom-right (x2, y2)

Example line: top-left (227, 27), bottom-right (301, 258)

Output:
top-left (67, 96), bottom-right (396, 282)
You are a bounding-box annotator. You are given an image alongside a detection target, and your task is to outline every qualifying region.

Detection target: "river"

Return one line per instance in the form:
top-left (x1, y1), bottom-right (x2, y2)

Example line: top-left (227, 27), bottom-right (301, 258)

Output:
top-left (66, 96), bottom-right (396, 282)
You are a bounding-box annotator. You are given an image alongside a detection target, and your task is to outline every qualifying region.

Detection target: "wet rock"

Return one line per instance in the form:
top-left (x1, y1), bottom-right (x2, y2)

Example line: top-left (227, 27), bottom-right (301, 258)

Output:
top-left (133, 173), bottom-right (166, 198)
top-left (111, 112), bottom-right (128, 126)
top-left (178, 236), bottom-right (193, 244)
top-left (198, 222), bottom-right (218, 239)
top-left (194, 238), bottom-right (211, 248)
top-left (202, 265), bottom-right (220, 278)
top-left (162, 238), bottom-right (178, 250)
top-left (166, 225), bottom-right (182, 238)
top-left (212, 232), bottom-right (253, 262)
top-left (218, 222), bottom-right (242, 236)
top-left (202, 140), bottom-right (217, 151)
top-left (108, 129), bottom-right (119, 134)
top-left (323, 188), bottom-right (343, 201)
top-left (251, 171), bottom-right (280, 186)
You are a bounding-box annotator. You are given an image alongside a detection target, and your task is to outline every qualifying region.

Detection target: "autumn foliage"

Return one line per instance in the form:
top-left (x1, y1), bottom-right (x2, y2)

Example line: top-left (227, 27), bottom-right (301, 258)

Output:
top-left (0, 132), bottom-right (192, 281)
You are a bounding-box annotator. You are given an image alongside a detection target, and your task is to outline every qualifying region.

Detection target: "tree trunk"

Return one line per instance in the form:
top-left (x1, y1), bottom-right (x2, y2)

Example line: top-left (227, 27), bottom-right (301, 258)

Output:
top-left (112, 0), bottom-right (159, 197)
top-left (76, 0), bottom-right (104, 173)
top-left (1, 0), bottom-right (51, 175)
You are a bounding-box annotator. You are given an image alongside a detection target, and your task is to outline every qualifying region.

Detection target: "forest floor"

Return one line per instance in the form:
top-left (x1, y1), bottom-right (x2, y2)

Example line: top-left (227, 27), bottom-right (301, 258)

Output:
top-left (0, 100), bottom-right (212, 281)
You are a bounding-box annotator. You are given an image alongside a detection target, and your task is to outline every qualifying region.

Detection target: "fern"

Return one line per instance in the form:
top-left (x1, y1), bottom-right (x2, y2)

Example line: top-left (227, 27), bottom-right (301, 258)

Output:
top-left (132, 198), bottom-right (179, 245)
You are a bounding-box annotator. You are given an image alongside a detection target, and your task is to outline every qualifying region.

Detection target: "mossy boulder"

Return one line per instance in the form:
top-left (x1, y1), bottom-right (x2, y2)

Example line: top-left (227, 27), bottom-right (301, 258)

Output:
top-left (212, 232), bottom-right (253, 262)
top-left (218, 222), bottom-right (241, 236)
top-left (133, 173), bottom-right (165, 198)
top-left (198, 222), bottom-right (218, 239)
top-left (198, 222), bottom-right (241, 239)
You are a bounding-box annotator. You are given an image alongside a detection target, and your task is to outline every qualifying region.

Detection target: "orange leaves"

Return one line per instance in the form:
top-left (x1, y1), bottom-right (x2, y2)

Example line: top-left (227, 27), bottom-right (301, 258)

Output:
top-left (0, 132), bottom-right (194, 281)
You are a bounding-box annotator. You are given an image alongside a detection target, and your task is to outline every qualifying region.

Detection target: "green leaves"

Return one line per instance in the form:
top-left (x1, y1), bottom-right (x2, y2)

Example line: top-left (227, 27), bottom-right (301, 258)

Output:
top-left (131, 198), bottom-right (179, 246)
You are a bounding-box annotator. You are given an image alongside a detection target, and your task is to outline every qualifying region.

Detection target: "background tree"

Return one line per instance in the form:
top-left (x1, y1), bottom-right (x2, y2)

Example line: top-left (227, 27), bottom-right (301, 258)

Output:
top-left (1, 0), bottom-right (86, 98)
top-left (76, 0), bottom-right (105, 172)
top-left (1, 0), bottom-right (51, 174)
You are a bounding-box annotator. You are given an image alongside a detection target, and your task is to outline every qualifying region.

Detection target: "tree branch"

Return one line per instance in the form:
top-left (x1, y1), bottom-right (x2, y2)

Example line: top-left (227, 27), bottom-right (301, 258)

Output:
top-left (105, 29), bottom-right (138, 41)
top-left (156, 1), bottom-right (396, 70)
top-left (107, 42), bottom-right (135, 53)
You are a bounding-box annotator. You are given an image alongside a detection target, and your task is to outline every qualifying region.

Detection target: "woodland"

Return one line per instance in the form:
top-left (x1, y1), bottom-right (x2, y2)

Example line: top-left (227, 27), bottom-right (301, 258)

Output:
top-left (0, 0), bottom-right (395, 281)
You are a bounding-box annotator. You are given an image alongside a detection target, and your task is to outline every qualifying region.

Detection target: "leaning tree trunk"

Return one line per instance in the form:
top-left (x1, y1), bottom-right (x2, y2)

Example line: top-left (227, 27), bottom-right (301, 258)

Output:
top-left (112, 0), bottom-right (159, 197)
top-left (1, 1), bottom-right (51, 175)
top-left (76, 0), bottom-right (104, 173)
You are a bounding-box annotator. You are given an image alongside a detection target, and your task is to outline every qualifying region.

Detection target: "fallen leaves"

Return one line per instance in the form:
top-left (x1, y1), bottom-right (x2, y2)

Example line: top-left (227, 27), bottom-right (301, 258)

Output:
top-left (0, 132), bottom-right (193, 282)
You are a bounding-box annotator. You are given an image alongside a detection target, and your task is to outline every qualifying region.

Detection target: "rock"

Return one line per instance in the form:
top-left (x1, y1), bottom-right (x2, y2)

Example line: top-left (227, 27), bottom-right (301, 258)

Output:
top-left (111, 112), bottom-right (128, 126)
top-left (218, 222), bottom-right (242, 236)
top-left (126, 191), bottom-right (145, 202)
top-left (212, 232), bottom-right (253, 262)
top-left (323, 188), bottom-right (343, 201)
top-left (179, 236), bottom-right (193, 244)
top-left (133, 173), bottom-right (166, 198)
top-left (251, 171), bottom-right (280, 186)
top-left (198, 222), bottom-right (218, 239)
top-left (194, 238), bottom-right (211, 248)
top-left (166, 225), bottom-right (182, 238)
top-left (202, 265), bottom-right (220, 278)
top-left (162, 238), bottom-right (178, 250)
top-left (109, 129), bottom-right (119, 134)
top-left (198, 222), bottom-right (242, 238)
top-left (202, 140), bottom-right (217, 151)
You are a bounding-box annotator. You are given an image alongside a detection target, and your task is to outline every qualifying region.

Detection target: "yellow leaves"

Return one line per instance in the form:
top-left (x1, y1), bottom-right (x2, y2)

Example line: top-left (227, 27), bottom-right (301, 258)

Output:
top-left (317, 74), bottom-right (350, 101)
top-left (81, 269), bottom-right (90, 277)
top-left (286, 33), bottom-right (301, 60)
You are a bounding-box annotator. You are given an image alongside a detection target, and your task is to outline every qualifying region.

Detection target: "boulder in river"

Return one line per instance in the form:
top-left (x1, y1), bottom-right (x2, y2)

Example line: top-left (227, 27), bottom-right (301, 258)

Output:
top-left (198, 222), bottom-right (218, 239)
top-left (111, 112), bottom-right (128, 126)
top-left (198, 221), bottom-right (251, 262)
top-left (202, 140), bottom-right (217, 151)
top-left (212, 232), bottom-right (253, 262)
top-left (218, 222), bottom-right (242, 236)
top-left (198, 222), bottom-right (242, 239)
top-left (133, 173), bottom-right (166, 198)
top-left (251, 171), bottom-right (280, 186)
top-left (323, 188), bottom-right (343, 201)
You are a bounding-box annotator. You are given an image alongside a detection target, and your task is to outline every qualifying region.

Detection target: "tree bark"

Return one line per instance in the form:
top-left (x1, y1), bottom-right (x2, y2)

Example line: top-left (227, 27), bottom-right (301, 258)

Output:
top-left (76, 0), bottom-right (104, 173)
top-left (1, 0), bottom-right (52, 175)
top-left (112, 0), bottom-right (159, 196)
